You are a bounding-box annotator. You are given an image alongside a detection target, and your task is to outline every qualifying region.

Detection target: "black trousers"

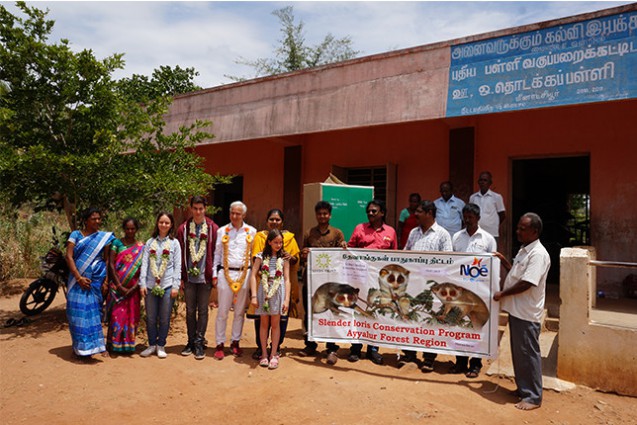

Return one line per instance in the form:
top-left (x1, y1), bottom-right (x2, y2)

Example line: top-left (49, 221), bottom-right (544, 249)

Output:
top-left (184, 281), bottom-right (212, 346)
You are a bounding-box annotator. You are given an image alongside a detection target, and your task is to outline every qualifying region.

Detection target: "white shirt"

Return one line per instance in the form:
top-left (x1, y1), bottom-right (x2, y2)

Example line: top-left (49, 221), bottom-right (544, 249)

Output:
top-left (469, 189), bottom-right (505, 237)
top-left (404, 222), bottom-right (453, 252)
top-left (213, 223), bottom-right (257, 278)
top-left (434, 195), bottom-right (465, 236)
top-left (452, 226), bottom-right (497, 254)
top-left (501, 239), bottom-right (551, 323)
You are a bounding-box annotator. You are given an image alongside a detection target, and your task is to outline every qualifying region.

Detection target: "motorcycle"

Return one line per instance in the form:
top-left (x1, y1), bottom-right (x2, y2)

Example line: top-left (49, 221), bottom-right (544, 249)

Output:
top-left (19, 227), bottom-right (69, 316)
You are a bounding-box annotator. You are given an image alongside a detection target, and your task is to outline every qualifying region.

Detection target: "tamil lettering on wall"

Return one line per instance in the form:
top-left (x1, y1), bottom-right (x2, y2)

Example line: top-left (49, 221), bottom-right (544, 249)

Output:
top-left (446, 11), bottom-right (637, 116)
top-left (307, 248), bottom-right (501, 358)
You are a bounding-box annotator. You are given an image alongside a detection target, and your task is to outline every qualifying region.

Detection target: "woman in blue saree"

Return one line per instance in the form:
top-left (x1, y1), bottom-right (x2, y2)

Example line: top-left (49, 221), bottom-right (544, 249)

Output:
top-left (65, 207), bottom-right (115, 359)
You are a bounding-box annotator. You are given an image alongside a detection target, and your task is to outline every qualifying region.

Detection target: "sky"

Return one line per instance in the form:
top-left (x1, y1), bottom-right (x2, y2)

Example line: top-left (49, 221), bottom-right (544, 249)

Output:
top-left (3, 1), bottom-right (633, 88)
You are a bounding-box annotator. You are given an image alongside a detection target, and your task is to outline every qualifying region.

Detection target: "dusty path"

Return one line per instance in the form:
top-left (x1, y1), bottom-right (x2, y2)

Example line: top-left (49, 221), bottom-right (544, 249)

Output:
top-left (1, 284), bottom-right (635, 425)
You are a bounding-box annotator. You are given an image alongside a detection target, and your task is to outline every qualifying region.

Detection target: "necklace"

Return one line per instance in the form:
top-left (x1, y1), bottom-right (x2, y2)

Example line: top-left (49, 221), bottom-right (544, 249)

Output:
top-left (188, 220), bottom-right (208, 276)
top-left (260, 256), bottom-right (284, 312)
top-left (221, 226), bottom-right (253, 293)
top-left (149, 238), bottom-right (171, 296)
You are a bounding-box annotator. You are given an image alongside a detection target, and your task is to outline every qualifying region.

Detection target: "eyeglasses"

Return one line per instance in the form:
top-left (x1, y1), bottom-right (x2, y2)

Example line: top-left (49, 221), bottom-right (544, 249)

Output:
top-left (367, 209), bottom-right (380, 215)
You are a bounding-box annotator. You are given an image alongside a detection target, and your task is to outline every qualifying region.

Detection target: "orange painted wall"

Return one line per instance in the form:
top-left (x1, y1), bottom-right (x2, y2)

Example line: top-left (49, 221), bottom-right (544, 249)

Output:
top-left (303, 121), bottom-right (450, 202)
top-left (473, 99), bottom-right (637, 266)
top-left (195, 138), bottom-right (286, 228)
top-left (194, 99), bottom-right (636, 276)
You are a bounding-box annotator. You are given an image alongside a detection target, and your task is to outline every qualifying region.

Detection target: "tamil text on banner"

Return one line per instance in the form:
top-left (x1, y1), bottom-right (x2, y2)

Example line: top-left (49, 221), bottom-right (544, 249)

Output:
top-left (307, 248), bottom-right (501, 358)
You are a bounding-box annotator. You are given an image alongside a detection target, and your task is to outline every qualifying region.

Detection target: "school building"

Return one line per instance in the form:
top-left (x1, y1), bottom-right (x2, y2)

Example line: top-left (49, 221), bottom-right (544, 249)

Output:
top-left (165, 4), bottom-right (637, 293)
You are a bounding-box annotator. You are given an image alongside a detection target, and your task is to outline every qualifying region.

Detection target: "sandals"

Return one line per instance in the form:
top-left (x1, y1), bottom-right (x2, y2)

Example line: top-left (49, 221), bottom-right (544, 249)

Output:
top-left (466, 366), bottom-right (481, 378)
top-left (259, 357), bottom-right (269, 367)
top-left (420, 359), bottom-right (435, 373)
top-left (268, 355), bottom-right (279, 370)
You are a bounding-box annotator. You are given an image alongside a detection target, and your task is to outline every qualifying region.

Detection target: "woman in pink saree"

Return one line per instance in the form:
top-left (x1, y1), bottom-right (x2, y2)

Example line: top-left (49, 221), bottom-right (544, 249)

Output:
top-left (105, 218), bottom-right (144, 354)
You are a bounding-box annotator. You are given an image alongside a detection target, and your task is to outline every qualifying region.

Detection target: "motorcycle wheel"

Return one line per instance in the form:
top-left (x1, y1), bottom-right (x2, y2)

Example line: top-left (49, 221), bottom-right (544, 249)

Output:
top-left (19, 278), bottom-right (58, 316)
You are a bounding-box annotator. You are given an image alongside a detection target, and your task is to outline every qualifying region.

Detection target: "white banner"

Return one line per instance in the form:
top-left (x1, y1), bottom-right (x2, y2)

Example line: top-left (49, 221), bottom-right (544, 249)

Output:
top-left (307, 248), bottom-right (501, 358)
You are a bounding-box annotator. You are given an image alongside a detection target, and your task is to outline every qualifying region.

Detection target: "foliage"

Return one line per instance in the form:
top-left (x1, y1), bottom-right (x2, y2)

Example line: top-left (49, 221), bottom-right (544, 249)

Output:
top-left (117, 65), bottom-right (202, 104)
top-left (0, 204), bottom-right (69, 283)
top-left (0, 2), bottom-right (229, 229)
top-left (227, 5), bottom-right (360, 81)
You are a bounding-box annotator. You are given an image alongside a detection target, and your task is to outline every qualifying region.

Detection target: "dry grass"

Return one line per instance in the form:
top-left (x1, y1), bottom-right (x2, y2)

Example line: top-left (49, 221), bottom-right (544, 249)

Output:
top-left (0, 206), bottom-right (69, 294)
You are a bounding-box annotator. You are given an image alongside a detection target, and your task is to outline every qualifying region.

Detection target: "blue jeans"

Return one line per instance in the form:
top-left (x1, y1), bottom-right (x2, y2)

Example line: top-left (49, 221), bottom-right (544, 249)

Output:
top-left (145, 289), bottom-right (174, 347)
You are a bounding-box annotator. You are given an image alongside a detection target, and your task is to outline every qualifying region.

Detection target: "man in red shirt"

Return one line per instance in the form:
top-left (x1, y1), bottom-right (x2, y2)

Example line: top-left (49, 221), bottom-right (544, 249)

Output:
top-left (347, 199), bottom-right (397, 365)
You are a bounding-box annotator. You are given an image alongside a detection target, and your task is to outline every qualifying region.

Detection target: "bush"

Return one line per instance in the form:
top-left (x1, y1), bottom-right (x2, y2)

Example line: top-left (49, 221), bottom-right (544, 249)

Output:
top-left (0, 205), bottom-right (69, 286)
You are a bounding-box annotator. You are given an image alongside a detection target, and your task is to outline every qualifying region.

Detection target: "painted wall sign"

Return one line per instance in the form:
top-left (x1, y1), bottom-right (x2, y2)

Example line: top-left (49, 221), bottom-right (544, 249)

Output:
top-left (446, 11), bottom-right (637, 116)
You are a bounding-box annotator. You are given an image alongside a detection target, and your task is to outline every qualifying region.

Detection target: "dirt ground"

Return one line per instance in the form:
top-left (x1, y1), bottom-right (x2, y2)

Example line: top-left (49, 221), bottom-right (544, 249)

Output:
top-left (1, 280), bottom-right (635, 425)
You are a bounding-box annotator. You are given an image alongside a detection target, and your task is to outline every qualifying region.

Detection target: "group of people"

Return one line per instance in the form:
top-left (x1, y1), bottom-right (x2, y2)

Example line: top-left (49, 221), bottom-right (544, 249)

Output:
top-left (64, 197), bottom-right (298, 371)
top-left (64, 170), bottom-right (549, 410)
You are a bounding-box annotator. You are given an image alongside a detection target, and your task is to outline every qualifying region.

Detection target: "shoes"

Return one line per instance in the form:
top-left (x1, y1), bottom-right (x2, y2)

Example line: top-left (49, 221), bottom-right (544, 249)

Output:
top-left (181, 344), bottom-right (193, 356)
top-left (230, 340), bottom-right (243, 357)
top-left (259, 357), bottom-right (269, 367)
top-left (347, 352), bottom-right (360, 363)
top-left (326, 351), bottom-right (338, 365)
top-left (421, 359), bottom-right (435, 373)
top-left (214, 344), bottom-right (225, 360)
top-left (140, 345), bottom-right (157, 357)
top-left (251, 349), bottom-right (262, 360)
top-left (269, 355), bottom-right (279, 369)
top-left (194, 344), bottom-right (205, 360)
top-left (367, 350), bottom-right (384, 365)
top-left (157, 346), bottom-right (167, 358)
top-left (298, 347), bottom-right (317, 357)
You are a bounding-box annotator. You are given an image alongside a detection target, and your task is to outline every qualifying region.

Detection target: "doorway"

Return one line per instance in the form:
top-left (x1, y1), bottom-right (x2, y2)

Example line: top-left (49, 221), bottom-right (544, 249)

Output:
top-left (512, 156), bottom-right (590, 284)
top-left (212, 176), bottom-right (243, 225)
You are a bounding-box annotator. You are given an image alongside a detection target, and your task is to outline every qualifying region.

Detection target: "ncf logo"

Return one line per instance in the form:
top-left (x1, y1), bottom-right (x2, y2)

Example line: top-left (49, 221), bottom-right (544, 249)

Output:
top-left (460, 258), bottom-right (488, 278)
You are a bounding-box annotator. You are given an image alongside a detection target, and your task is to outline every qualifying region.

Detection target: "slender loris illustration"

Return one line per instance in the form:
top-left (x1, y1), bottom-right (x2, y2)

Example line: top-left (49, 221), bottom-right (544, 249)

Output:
top-left (312, 282), bottom-right (368, 316)
top-left (367, 264), bottom-right (411, 318)
top-left (430, 282), bottom-right (489, 329)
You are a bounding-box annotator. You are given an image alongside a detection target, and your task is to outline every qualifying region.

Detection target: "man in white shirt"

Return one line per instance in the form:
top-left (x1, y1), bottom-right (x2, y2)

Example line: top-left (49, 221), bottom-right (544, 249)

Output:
top-left (469, 172), bottom-right (505, 242)
top-left (434, 181), bottom-right (465, 236)
top-left (401, 200), bottom-right (452, 372)
top-left (450, 203), bottom-right (496, 378)
top-left (494, 213), bottom-right (550, 411)
top-left (212, 201), bottom-right (257, 360)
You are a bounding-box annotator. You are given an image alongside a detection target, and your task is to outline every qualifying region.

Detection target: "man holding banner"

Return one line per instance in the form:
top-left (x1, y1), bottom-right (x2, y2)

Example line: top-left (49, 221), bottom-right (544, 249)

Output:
top-left (299, 201), bottom-right (345, 365)
top-left (494, 213), bottom-right (550, 411)
top-left (450, 203), bottom-right (496, 378)
top-left (347, 199), bottom-right (397, 365)
top-left (401, 200), bottom-right (453, 372)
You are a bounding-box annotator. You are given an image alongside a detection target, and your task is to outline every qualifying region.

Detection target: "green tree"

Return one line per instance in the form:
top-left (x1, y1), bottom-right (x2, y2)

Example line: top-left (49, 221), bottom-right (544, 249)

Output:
top-left (227, 5), bottom-right (360, 81)
top-left (117, 65), bottom-right (202, 104)
top-left (0, 2), bottom-right (228, 229)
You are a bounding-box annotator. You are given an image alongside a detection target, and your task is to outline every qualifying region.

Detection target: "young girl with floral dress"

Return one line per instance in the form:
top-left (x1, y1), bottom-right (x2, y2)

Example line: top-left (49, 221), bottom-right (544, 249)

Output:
top-left (249, 229), bottom-right (290, 369)
top-left (138, 212), bottom-right (181, 358)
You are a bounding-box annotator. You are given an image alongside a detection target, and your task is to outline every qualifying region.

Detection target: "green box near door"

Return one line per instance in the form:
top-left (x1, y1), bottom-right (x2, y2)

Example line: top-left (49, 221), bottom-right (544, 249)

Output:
top-left (303, 183), bottom-right (374, 241)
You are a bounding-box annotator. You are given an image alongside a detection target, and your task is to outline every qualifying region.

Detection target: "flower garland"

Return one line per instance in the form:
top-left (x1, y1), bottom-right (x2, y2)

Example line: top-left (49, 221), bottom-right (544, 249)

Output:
top-left (188, 220), bottom-right (208, 277)
top-left (221, 226), bottom-right (254, 293)
top-left (149, 238), bottom-right (171, 297)
top-left (260, 256), bottom-right (284, 312)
